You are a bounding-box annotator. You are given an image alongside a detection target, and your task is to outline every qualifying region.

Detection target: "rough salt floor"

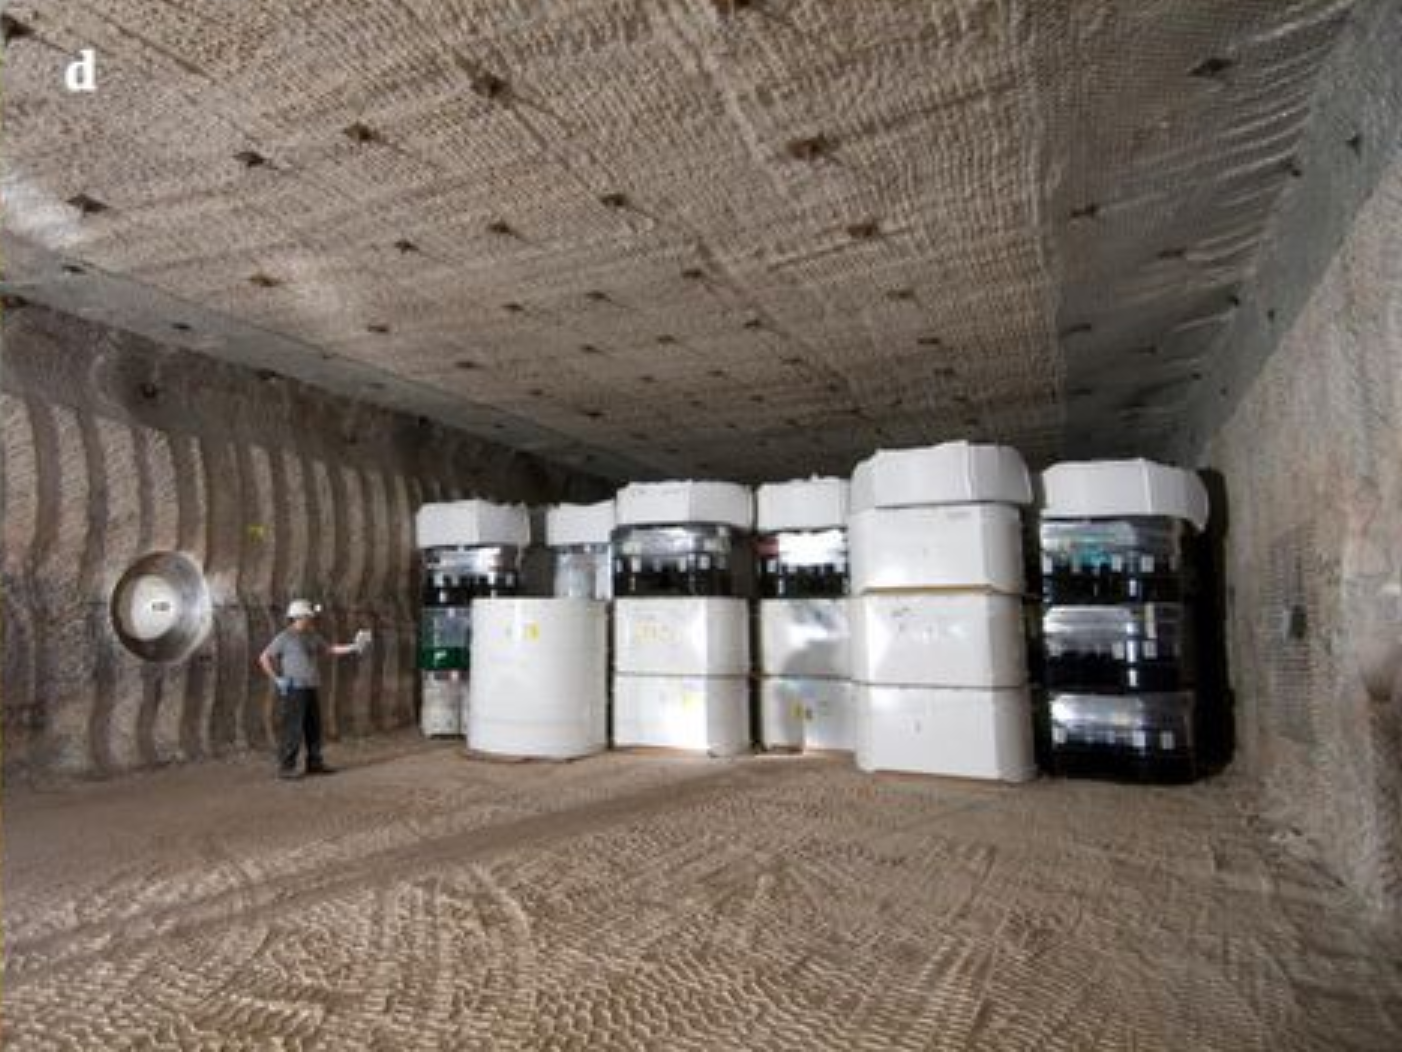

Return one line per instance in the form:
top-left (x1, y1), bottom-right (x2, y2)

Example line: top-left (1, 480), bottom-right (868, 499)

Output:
top-left (5, 735), bottom-right (1401, 1051)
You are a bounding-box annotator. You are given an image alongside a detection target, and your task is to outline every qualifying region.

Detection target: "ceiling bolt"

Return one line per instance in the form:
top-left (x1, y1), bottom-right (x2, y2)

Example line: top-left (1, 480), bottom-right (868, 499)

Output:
top-left (1189, 55), bottom-right (1234, 79)
top-left (470, 70), bottom-right (509, 100)
top-left (67, 193), bottom-right (108, 216)
top-left (343, 122), bottom-right (381, 145)
top-left (786, 134), bottom-right (832, 162)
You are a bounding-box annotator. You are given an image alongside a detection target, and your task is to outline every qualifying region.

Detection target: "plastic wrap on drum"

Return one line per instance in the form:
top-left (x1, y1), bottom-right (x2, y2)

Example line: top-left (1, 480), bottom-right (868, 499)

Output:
top-left (760, 677), bottom-right (855, 752)
top-left (613, 597), bottom-right (750, 676)
top-left (553, 545), bottom-right (612, 600)
top-left (855, 684), bottom-right (1035, 782)
top-left (612, 673), bottom-right (750, 756)
top-left (851, 593), bottom-right (1026, 688)
top-left (758, 598), bottom-right (850, 678)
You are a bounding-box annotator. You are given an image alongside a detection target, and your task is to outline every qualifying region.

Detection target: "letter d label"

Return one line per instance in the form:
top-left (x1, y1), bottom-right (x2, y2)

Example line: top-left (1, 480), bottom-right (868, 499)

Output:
top-left (65, 48), bottom-right (97, 93)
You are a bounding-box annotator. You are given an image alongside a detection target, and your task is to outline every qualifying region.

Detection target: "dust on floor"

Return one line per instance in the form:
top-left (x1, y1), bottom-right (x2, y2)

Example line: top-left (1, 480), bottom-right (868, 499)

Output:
top-left (4, 735), bottom-right (1400, 1051)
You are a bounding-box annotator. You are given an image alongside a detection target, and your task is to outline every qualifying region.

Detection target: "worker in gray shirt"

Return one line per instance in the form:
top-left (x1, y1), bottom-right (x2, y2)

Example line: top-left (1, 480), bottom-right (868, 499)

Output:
top-left (259, 599), bottom-right (372, 780)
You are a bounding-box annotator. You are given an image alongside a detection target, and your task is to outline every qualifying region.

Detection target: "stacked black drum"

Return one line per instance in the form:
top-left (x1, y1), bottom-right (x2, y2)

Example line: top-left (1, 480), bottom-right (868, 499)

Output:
top-left (1034, 461), bottom-right (1209, 782)
top-left (414, 500), bottom-right (528, 738)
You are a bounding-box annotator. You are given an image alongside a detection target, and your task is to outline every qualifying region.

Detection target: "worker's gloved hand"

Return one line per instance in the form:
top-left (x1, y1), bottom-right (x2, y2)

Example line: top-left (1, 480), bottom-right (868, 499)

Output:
top-left (354, 629), bottom-right (373, 655)
top-left (274, 676), bottom-right (291, 697)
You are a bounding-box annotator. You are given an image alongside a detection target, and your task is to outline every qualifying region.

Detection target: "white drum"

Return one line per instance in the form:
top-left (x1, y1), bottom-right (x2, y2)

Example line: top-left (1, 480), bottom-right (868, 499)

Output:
top-left (468, 599), bottom-right (608, 759)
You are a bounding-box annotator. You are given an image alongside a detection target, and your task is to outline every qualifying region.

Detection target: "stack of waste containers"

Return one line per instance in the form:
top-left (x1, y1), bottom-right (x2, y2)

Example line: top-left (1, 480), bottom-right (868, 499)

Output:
top-left (448, 499), bottom-right (617, 761)
top-left (413, 500), bottom-right (528, 739)
top-left (849, 442), bottom-right (1036, 782)
top-left (611, 481), bottom-right (752, 756)
top-left (1035, 460), bottom-right (1209, 782)
top-left (755, 477), bottom-right (854, 753)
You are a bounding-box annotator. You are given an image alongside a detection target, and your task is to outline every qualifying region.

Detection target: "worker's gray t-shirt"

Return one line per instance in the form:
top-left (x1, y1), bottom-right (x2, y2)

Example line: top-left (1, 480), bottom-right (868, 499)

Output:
top-left (263, 629), bottom-right (326, 688)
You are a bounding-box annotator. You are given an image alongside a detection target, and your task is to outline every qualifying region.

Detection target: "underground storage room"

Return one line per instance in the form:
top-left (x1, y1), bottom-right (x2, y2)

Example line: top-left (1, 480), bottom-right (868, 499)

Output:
top-left (1, 1), bottom-right (1400, 1049)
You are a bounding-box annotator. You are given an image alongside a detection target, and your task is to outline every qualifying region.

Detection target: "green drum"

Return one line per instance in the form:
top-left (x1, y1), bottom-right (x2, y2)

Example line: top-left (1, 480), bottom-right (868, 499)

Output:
top-left (417, 606), bottom-right (471, 670)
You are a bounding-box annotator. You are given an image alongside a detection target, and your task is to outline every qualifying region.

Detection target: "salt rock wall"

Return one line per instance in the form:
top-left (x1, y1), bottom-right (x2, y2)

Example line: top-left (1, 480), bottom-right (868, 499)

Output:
top-left (1203, 156), bottom-right (1402, 915)
top-left (0, 304), bottom-right (605, 781)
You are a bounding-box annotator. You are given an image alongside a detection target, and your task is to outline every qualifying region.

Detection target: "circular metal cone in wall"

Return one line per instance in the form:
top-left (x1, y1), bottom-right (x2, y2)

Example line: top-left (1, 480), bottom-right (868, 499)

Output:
top-left (109, 551), bottom-right (213, 663)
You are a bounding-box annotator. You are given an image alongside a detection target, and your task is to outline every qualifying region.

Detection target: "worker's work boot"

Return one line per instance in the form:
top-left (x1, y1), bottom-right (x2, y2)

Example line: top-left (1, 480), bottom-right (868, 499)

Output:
top-left (277, 768), bottom-right (303, 781)
top-left (305, 762), bottom-right (336, 776)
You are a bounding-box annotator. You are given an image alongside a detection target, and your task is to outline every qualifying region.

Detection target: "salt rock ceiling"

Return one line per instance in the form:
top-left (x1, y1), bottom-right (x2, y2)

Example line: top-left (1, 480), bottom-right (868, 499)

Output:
top-left (0, 0), bottom-right (1360, 482)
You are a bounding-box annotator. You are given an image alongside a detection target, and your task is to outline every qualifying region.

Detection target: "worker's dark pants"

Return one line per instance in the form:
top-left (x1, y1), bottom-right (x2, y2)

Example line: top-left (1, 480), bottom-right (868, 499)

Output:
top-left (278, 687), bottom-right (324, 772)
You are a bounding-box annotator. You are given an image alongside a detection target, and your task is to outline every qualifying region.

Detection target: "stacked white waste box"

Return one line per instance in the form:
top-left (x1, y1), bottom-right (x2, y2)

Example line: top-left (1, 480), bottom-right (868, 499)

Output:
top-left (755, 477), bottom-right (854, 753)
top-left (413, 500), bottom-right (530, 739)
top-left (611, 481), bottom-right (752, 756)
top-left (849, 442), bottom-right (1036, 782)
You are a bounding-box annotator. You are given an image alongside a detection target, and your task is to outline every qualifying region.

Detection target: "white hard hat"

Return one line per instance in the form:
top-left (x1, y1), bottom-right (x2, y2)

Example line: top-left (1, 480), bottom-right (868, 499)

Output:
top-left (286, 599), bottom-right (321, 619)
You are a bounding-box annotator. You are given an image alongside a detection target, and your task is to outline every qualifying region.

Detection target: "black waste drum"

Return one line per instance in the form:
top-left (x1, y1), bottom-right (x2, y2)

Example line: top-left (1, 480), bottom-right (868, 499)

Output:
top-left (756, 528), bottom-right (848, 599)
top-left (611, 524), bottom-right (743, 598)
